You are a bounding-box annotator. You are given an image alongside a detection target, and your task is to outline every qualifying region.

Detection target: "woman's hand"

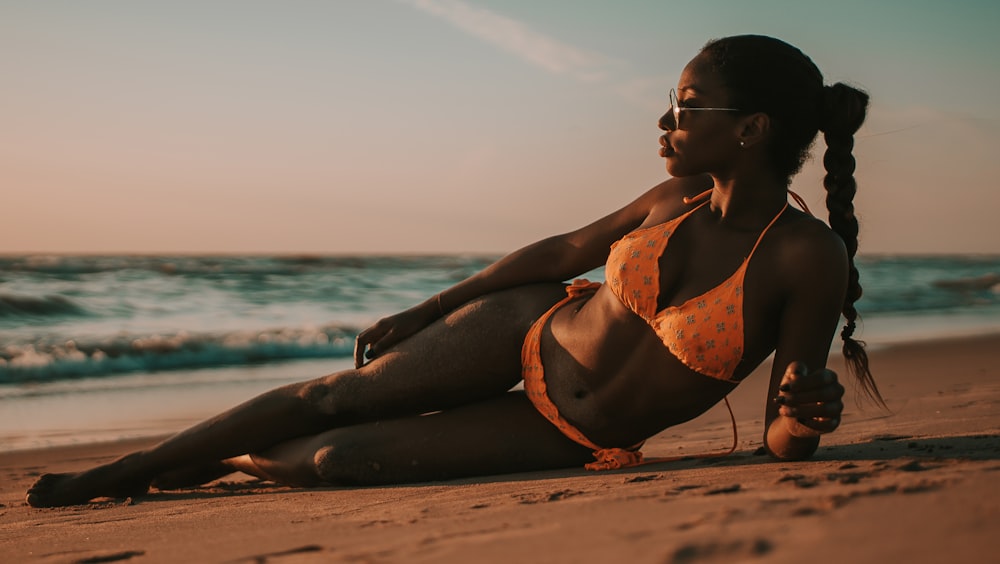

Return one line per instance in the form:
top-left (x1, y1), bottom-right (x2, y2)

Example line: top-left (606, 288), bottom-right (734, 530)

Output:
top-left (353, 301), bottom-right (440, 368)
top-left (775, 361), bottom-right (845, 437)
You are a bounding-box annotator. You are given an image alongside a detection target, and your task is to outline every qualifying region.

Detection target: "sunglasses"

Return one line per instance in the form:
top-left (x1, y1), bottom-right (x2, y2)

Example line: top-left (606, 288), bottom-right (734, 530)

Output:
top-left (663, 88), bottom-right (742, 130)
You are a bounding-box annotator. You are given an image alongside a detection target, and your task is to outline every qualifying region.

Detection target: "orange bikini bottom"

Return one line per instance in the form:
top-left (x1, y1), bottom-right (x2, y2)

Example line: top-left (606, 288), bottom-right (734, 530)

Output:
top-left (521, 280), bottom-right (644, 470)
top-left (521, 279), bottom-right (737, 471)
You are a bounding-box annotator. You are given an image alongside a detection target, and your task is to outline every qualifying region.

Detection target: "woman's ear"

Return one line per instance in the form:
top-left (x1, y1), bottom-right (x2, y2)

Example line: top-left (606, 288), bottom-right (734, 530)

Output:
top-left (737, 112), bottom-right (770, 148)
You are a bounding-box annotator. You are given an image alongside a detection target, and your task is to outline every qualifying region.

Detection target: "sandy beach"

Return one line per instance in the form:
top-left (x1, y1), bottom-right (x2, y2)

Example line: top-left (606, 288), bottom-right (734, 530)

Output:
top-left (1, 333), bottom-right (997, 563)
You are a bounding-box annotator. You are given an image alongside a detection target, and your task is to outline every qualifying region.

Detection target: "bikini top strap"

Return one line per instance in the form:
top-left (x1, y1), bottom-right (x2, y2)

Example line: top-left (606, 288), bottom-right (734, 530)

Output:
top-left (685, 188), bottom-right (813, 215)
top-left (663, 189), bottom-right (713, 226)
top-left (681, 189), bottom-right (713, 206)
top-left (787, 189), bottom-right (813, 216)
top-left (747, 202), bottom-right (789, 260)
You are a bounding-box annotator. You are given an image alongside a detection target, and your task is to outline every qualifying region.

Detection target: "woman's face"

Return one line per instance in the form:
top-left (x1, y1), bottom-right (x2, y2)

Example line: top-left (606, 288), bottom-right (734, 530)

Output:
top-left (658, 57), bottom-right (743, 178)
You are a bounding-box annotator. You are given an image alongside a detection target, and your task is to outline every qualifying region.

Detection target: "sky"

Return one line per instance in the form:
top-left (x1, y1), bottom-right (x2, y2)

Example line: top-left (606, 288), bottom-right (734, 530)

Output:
top-left (2, 0), bottom-right (999, 255)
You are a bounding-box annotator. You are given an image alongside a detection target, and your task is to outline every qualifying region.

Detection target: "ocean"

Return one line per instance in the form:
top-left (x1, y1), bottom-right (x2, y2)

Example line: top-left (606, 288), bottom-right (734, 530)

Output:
top-left (2, 254), bottom-right (998, 451)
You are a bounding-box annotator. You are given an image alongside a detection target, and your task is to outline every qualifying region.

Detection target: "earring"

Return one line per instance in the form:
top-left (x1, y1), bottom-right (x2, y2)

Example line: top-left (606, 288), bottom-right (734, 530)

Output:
top-left (739, 140), bottom-right (746, 148)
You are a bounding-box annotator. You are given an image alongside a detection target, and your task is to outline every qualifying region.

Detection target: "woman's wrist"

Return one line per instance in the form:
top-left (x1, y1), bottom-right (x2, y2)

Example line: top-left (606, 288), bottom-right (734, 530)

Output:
top-left (419, 293), bottom-right (448, 321)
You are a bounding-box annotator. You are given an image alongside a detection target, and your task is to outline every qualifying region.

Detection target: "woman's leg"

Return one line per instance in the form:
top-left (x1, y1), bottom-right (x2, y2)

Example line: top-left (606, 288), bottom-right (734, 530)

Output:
top-left (235, 392), bottom-right (594, 487)
top-left (26, 285), bottom-right (568, 507)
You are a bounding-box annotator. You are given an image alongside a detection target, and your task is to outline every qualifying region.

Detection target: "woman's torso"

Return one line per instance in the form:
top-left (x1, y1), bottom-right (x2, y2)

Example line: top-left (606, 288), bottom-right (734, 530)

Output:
top-left (539, 192), bottom-right (809, 447)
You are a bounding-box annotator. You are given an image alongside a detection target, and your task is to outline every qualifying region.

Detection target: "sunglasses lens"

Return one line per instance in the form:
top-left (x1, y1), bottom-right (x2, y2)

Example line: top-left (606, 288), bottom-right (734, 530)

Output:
top-left (671, 89), bottom-right (685, 129)
top-left (664, 90), bottom-right (679, 130)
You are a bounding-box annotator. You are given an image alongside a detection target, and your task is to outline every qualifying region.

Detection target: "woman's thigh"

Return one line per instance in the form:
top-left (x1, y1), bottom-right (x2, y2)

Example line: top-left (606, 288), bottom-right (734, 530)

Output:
top-left (303, 284), bottom-right (569, 421)
top-left (296, 392), bottom-right (594, 485)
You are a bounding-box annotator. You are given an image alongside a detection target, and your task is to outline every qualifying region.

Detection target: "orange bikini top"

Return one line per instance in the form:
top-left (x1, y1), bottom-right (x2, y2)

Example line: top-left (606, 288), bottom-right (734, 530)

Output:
top-left (607, 190), bottom-right (796, 383)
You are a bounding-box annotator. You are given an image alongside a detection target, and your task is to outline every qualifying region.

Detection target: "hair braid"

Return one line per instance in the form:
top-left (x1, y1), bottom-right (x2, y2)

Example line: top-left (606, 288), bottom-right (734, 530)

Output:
top-left (820, 83), bottom-right (886, 407)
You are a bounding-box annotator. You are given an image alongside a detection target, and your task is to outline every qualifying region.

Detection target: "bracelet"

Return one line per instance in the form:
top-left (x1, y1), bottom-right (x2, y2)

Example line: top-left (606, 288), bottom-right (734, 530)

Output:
top-left (435, 293), bottom-right (445, 317)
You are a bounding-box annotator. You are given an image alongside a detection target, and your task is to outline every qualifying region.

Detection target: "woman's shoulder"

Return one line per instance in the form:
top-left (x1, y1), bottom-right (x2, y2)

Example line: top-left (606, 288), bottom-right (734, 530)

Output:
top-left (781, 208), bottom-right (845, 251)
top-left (770, 208), bottom-right (849, 279)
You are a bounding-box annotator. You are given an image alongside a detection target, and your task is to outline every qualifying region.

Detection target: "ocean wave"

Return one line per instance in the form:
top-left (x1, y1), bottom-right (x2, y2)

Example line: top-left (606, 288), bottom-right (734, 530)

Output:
top-left (0, 324), bottom-right (357, 384)
top-left (932, 273), bottom-right (1000, 292)
top-left (855, 256), bottom-right (1000, 314)
top-left (0, 293), bottom-right (89, 318)
top-left (0, 254), bottom-right (495, 279)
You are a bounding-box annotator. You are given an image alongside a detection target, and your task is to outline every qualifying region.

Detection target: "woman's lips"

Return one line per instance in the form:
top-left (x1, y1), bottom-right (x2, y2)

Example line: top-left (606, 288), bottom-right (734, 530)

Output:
top-left (659, 135), bottom-right (674, 157)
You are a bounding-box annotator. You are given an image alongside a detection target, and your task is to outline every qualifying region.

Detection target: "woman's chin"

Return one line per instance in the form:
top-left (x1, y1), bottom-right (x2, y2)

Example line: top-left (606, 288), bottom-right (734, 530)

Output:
top-left (664, 160), bottom-right (685, 177)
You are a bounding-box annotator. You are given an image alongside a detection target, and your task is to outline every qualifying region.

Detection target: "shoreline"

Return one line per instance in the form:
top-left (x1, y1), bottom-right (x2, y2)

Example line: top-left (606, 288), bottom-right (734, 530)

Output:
top-left (3, 326), bottom-right (998, 455)
top-left (2, 332), bottom-right (998, 562)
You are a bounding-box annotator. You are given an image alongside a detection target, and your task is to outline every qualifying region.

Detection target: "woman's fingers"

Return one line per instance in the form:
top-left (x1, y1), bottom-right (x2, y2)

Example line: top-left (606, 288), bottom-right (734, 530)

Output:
top-left (353, 309), bottom-right (430, 368)
top-left (778, 398), bottom-right (843, 420)
top-left (778, 381), bottom-right (845, 405)
top-left (353, 332), bottom-right (370, 368)
top-left (777, 361), bottom-right (844, 434)
top-left (797, 416), bottom-right (841, 434)
top-left (354, 320), bottom-right (390, 368)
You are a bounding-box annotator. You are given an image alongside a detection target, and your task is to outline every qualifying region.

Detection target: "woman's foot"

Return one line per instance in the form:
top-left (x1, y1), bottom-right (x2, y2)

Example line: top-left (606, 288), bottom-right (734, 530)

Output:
top-left (25, 454), bottom-right (152, 507)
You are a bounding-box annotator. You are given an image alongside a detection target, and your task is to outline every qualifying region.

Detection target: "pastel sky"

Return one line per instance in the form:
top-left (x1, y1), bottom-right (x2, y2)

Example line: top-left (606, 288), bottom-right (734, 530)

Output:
top-left (3, 0), bottom-right (998, 255)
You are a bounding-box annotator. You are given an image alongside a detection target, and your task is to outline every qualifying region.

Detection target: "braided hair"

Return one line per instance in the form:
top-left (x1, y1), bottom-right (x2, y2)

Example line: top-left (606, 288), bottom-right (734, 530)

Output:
top-left (699, 35), bottom-right (884, 406)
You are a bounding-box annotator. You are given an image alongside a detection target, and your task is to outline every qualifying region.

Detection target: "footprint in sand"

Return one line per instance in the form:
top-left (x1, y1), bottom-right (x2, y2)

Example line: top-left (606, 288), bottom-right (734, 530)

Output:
top-left (791, 484), bottom-right (904, 516)
top-left (71, 549), bottom-right (145, 563)
top-left (668, 538), bottom-right (773, 563)
top-left (776, 474), bottom-right (819, 488)
top-left (898, 460), bottom-right (937, 472)
top-left (703, 484), bottom-right (741, 495)
top-left (900, 479), bottom-right (948, 493)
top-left (671, 484), bottom-right (705, 494)
top-left (233, 544), bottom-right (324, 563)
top-left (623, 473), bottom-right (662, 483)
top-left (825, 470), bottom-right (873, 484)
top-left (514, 489), bottom-right (584, 504)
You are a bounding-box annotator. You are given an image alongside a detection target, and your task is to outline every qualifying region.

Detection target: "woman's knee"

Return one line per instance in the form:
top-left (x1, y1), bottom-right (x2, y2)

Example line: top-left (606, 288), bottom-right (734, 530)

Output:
top-left (295, 370), bottom-right (364, 422)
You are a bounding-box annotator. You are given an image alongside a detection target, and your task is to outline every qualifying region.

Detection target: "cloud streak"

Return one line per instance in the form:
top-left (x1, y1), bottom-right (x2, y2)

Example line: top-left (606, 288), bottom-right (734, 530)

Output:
top-left (398, 0), bottom-right (615, 83)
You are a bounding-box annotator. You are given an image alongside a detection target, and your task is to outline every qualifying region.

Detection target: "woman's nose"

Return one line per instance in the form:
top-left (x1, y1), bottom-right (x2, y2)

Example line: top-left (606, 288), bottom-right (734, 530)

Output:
top-left (658, 111), bottom-right (675, 131)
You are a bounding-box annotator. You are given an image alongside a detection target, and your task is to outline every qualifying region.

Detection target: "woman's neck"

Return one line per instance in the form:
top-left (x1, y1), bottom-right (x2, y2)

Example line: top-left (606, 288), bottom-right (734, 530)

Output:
top-left (707, 173), bottom-right (789, 227)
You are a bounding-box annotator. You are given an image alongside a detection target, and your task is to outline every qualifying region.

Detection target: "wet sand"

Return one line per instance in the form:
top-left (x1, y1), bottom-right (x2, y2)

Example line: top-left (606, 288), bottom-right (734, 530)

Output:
top-left (1, 334), bottom-right (997, 563)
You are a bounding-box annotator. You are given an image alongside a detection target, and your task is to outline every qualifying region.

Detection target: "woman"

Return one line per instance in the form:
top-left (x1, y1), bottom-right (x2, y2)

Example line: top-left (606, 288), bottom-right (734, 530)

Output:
top-left (27, 35), bottom-right (882, 507)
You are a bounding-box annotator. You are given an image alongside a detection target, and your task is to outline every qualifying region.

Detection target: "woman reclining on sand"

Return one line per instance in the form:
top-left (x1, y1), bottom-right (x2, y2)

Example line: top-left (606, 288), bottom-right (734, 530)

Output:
top-left (27, 34), bottom-right (883, 507)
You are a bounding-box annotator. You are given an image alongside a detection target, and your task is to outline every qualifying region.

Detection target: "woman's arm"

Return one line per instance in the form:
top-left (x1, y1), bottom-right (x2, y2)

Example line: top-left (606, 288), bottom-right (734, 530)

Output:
top-left (763, 223), bottom-right (849, 460)
top-left (354, 175), bottom-right (712, 367)
top-left (435, 174), bottom-right (714, 310)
